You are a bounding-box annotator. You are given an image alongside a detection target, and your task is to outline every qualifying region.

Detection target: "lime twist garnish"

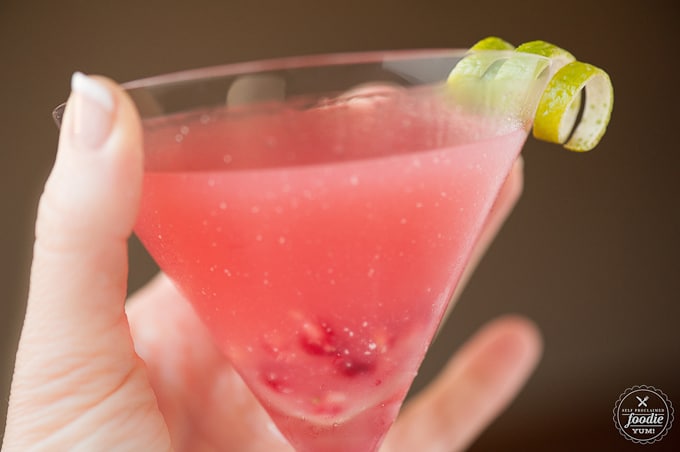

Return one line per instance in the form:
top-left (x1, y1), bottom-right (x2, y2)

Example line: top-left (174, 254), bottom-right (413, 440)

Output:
top-left (449, 36), bottom-right (614, 152)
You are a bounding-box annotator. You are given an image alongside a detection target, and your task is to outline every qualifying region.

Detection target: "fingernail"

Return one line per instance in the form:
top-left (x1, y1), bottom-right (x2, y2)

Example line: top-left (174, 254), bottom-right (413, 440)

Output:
top-left (70, 72), bottom-right (115, 150)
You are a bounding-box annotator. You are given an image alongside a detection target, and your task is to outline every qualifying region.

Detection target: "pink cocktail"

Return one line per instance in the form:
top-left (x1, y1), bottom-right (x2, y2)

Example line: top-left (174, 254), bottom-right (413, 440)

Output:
top-left (127, 51), bottom-right (548, 451)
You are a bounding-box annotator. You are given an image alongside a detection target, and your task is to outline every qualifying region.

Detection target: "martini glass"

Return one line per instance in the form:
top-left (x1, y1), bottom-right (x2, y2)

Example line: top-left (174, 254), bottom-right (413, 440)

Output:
top-left (55, 49), bottom-right (551, 451)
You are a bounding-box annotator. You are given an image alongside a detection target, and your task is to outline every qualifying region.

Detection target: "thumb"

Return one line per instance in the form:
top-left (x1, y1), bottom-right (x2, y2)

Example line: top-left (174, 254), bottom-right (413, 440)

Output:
top-left (4, 74), bottom-right (170, 450)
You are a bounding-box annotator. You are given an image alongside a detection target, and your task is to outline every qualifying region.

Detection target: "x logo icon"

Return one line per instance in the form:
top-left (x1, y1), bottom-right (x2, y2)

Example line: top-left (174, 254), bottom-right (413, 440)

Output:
top-left (637, 395), bottom-right (649, 407)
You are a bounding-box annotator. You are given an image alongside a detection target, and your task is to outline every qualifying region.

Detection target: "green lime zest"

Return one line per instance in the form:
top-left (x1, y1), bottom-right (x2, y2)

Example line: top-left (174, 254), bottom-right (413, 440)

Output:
top-left (515, 40), bottom-right (576, 73)
top-left (534, 61), bottom-right (613, 151)
top-left (470, 36), bottom-right (515, 51)
top-left (448, 37), bottom-right (614, 151)
top-left (447, 37), bottom-right (515, 81)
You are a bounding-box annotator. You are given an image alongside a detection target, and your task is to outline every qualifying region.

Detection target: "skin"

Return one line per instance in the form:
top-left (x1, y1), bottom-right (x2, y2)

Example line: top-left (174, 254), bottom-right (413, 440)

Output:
top-left (3, 77), bottom-right (542, 452)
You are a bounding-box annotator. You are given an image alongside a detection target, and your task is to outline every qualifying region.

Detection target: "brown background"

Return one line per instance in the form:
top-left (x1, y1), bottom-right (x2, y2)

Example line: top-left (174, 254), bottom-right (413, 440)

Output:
top-left (1, 0), bottom-right (679, 450)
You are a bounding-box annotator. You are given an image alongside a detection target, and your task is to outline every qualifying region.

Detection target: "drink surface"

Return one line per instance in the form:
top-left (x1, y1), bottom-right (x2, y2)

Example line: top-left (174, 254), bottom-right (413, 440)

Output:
top-left (135, 87), bottom-right (528, 451)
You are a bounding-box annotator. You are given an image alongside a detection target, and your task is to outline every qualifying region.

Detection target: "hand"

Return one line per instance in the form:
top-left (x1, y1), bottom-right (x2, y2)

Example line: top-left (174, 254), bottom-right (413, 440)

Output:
top-left (3, 75), bottom-right (542, 452)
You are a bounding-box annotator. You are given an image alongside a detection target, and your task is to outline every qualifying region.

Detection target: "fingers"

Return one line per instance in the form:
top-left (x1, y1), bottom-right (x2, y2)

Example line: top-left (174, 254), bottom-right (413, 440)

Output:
top-left (29, 74), bottom-right (142, 331)
top-left (127, 274), bottom-right (293, 451)
top-left (384, 316), bottom-right (542, 452)
top-left (4, 74), bottom-right (170, 450)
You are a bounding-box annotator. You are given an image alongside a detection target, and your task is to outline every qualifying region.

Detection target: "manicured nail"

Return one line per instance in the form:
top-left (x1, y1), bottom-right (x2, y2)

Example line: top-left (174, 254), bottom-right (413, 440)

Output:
top-left (70, 72), bottom-right (115, 150)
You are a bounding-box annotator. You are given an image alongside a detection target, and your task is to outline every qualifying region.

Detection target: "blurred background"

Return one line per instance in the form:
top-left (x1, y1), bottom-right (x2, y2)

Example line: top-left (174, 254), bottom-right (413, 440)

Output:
top-left (1, 0), bottom-right (678, 450)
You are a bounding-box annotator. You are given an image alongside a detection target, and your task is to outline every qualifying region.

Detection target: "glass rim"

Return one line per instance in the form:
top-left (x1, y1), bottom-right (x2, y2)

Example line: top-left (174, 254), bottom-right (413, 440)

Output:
top-left (120, 48), bottom-right (549, 90)
top-left (53, 48), bottom-right (552, 126)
